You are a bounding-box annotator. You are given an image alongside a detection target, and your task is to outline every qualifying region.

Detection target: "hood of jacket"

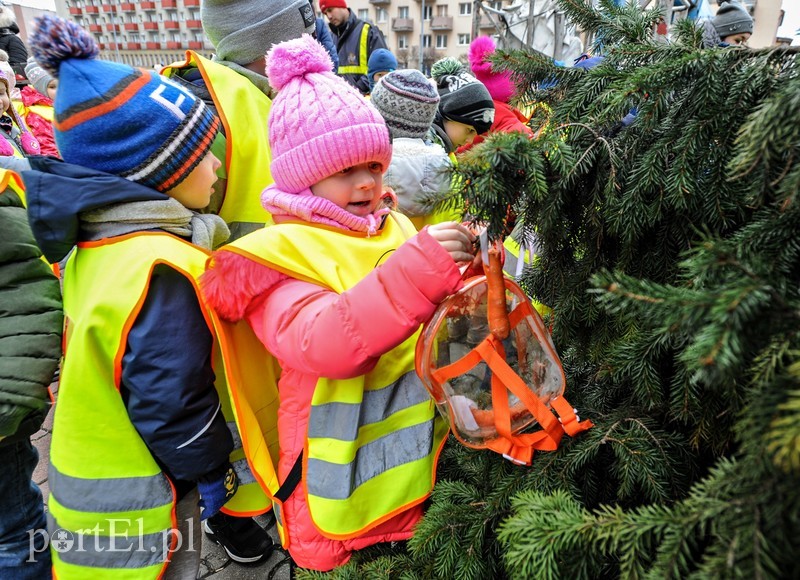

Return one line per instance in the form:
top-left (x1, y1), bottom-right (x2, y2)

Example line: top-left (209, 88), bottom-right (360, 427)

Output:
top-left (22, 157), bottom-right (167, 263)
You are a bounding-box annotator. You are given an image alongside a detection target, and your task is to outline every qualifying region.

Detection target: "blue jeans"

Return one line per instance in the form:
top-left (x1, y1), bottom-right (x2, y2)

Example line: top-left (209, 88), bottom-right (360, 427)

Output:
top-left (0, 439), bottom-right (51, 579)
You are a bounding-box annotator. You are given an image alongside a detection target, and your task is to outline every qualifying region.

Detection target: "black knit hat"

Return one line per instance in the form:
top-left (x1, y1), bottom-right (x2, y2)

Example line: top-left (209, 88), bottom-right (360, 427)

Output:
top-left (431, 57), bottom-right (495, 135)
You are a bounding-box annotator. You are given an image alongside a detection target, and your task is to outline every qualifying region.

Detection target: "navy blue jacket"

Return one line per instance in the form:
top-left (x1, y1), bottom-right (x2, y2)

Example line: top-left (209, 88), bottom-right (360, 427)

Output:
top-left (315, 17), bottom-right (339, 72)
top-left (330, 10), bottom-right (387, 95)
top-left (22, 157), bottom-right (233, 490)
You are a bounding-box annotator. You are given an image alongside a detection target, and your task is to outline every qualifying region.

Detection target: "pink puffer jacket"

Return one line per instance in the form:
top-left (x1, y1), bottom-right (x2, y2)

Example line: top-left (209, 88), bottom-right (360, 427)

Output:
top-left (202, 227), bottom-right (463, 570)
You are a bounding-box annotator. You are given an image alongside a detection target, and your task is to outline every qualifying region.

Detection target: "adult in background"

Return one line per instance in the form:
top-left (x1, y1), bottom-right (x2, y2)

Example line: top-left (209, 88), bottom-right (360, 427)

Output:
top-left (0, 3), bottom-right (27, 80)
top-left (320, 0), bottom-right (387, 95)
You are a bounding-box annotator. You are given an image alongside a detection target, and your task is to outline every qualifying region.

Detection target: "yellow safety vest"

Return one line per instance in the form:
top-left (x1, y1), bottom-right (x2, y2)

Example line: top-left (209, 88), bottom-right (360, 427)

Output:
top-left (15, 99), bottom-right (54, 123)
top-left (162, 53), bottom-right (273, 233)
top-left (0, 167), bottom-right (25, 205)
top-left (50, 232), bottom-right (268, 578)
top-left (218, 213), bottom-right (448, 543)
top-left (338, 23), bottom-right (370, 76)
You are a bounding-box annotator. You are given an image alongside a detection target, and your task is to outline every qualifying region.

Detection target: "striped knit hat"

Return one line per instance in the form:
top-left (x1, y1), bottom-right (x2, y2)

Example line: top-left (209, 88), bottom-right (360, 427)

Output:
top-left (29, 15), bottom-right (219, 193)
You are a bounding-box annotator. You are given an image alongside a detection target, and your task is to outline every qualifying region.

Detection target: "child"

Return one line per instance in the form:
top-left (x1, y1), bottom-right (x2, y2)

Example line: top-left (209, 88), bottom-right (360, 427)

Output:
top-left (0, 69), bottom-right (39, 158)
top-left (366, 47), bottom-right (396, 93)
top-left (371, 68), bottom-right (453, 228)
top-left (17, 56), bottom-right (58, 157)
top-left (429, 56), bottom-right (495, 154)
top-left (0, 169), bottom-right (61, 580)
top-left (201, 35), bottom-right (476, 571)
top-left (18, 16), bottom-right (245, 579)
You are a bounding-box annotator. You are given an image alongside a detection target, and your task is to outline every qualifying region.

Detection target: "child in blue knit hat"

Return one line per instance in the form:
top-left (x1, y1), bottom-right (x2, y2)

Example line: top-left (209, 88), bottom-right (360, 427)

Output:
top-left (2, 15), bottom-right (260, 579)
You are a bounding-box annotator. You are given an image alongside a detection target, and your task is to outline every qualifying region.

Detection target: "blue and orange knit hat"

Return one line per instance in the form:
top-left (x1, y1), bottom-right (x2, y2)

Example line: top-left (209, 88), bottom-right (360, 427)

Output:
top-left (29, 15), bottom-right (219, 193)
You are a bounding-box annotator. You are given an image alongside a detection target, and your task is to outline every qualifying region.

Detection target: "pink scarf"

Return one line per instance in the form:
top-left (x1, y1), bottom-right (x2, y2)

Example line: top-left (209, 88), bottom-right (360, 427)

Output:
top-left (261, 185), bottom-right (396, 235)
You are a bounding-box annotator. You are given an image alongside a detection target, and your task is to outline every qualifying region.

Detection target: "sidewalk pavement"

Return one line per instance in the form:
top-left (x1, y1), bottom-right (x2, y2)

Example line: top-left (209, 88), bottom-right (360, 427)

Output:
top-left (32, 381), bottom-right (291, 579)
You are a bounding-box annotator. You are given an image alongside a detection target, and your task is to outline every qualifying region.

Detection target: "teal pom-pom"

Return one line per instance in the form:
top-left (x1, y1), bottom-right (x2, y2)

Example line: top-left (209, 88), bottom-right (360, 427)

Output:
top-left (431, 57), bottom-right (465, 81)
top-left (30, 15), bottom-right (98, 78)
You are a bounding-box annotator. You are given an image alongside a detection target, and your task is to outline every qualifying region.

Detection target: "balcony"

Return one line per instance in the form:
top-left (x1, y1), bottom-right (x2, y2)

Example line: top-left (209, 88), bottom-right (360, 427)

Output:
top-left (105, 23), bottom-right (120, 31)
top-left (163, 21), bottom-right (179, 29)
top-left (184, 0), bottom-right (200, 6)
top-left (120, 2), bottom-right (136, 11)
top-left (146, 41), bottom-right (160, 49)
top-left (188, 41), bottom-right (203, 49)
top-left (124, 22), bottom-right (138, 31)
top-left (126, 42), bottom-right (141, 50)
top-left (97, 42), bottom-right (106, 49)
top-left (101, 4), bottom-right (115, 12)
top-left (392, 17), bottom-right (414, 31)
top-left (429, 15), bottom-right (452, 30)
top-left (141, 1), bottom-right (157, 9)
top-left (84, 5), bottom-right (98, 13)
top-left (369, 0), bottom-right (390, 4)
top-left (185, 19), bottom-right (202, 29)
top-left (142, 21), bottom-right (158, 30)
top-left (165, 41), bottom-right (182, 49)
top-left (479, 15), bottom-right (495, 29)
top-left (161, 0), bottom-right (178, 8)
top-left (88, 23), bottom-right (102, 32)
top-left (107, 42), bottom-right (118, 50)
top-left (68, 7), bottom-right (81, 14)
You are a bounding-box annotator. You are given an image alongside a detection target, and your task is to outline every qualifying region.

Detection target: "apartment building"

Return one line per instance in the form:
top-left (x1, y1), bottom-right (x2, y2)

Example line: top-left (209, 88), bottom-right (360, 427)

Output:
top-left (52, 0), bottom-right (786, 72)
top-left (342, 0), bottom-right (502, 72)
top-left (55, 0), bottom-right (213, 68)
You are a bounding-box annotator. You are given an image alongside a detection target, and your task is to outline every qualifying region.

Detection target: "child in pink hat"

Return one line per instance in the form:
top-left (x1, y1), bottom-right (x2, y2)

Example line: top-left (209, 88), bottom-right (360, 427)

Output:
top-left (202, 34), bottom-right (477, 571)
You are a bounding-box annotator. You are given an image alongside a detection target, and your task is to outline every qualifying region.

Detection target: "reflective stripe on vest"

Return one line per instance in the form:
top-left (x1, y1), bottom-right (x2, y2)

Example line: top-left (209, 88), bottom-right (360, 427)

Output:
top-left (163, 52), bottom-right (274, 230)
top-left (221, 212), bottom-right (449, 539)
top-left (0, 168), bottom-right (25, 206)
top-left (47, 513), bottom-right (170, 570)
top-left (52, 233), bottom-right (266, 577)
top-left (338, 23), bottom-right (370, 75)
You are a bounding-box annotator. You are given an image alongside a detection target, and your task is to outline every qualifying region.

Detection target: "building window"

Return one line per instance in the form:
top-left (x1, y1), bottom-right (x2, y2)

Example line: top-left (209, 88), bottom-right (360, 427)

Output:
top-left (376, 8), bottom-right (387, 23)
top-left (398, 35), bottom-right (408, 49)
top-left (358, 8), bottom-right (368, 20)
top-left (490, 1), bottom-right (502, 9)
top-left (422, 34), bottom-right (431, 48)
top-left (458, 33), bottom-right (470, 45)
top-left (398, 6), bottom-right (409, 18)
top-left (459, 3), bottom-right (472, 15)
top-left (436, 5), bottom-right (448, 16)
top-left (423, 5), bottom-right (432, 20)
top-left (436, 34), bottom-right (447, 48)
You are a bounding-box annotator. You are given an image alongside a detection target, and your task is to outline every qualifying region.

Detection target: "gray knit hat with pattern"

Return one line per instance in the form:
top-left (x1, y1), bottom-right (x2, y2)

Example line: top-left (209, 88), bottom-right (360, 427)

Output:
top-left (202, 0), bottom-right (316, 65)
top-left (371, 70), bottom-right (440, 140)
top-left (713, 1), bottom-right (753, 39)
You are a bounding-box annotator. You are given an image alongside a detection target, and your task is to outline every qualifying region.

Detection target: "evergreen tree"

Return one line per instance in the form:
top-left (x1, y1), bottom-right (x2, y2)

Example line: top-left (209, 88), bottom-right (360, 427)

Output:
top-left (297, 1), bottom-right (800, 577)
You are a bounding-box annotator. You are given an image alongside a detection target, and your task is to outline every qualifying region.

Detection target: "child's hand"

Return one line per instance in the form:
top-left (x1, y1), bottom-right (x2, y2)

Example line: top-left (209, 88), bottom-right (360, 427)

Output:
top-left (427, 222), bottom-right (477, 265)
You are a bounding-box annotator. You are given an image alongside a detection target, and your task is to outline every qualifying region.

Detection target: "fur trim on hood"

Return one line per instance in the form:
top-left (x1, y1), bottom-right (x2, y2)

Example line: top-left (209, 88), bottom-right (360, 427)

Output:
top-left (201, 250), bottom-right (287, 322)
top-left (0, 7), bottom-right (17, 30)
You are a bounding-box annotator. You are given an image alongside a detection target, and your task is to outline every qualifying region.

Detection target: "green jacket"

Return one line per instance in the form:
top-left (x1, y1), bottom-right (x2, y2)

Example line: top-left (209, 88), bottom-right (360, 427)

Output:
top-left (0, 187), bottom-right (62, 444)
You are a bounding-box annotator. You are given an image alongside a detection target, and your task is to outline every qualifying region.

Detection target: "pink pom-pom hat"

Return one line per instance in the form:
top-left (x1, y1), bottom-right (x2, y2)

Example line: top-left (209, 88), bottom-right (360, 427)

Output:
top-left (468, 36), bottom-right (515, 104)
top-left (265, 34), bottom-right (392, 195)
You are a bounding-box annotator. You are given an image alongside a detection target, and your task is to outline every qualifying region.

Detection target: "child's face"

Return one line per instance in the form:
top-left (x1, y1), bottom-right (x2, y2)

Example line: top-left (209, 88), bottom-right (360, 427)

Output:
top-left (46, 79), bottom-right (58, 101)
top-left (311, 162), bottom-right (384, 217)
top-left (443, 119), bottom-right (478, 148)
top-left (0, 83), bottom-right (10, 114)
top-left (165, 150), bottom-right (221, 209)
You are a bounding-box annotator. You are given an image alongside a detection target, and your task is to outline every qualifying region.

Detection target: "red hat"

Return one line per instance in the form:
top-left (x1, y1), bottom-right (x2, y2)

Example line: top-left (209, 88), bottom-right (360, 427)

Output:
top-left (319, 0), bottom-right (347, 12)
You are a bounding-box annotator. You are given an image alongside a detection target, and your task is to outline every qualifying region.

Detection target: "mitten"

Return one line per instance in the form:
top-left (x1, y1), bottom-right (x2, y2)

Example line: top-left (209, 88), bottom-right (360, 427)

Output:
top-left (196, 462), bottom-right (238, 520)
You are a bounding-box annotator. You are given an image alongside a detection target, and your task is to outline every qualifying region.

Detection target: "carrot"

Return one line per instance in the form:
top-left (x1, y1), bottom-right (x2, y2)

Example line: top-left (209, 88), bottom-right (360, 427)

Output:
top-left (485, 244), bottom-right (510, 340)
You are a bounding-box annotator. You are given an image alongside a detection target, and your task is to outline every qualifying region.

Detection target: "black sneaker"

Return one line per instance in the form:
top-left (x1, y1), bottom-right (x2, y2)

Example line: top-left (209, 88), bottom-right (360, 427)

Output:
top-left (203, 513), bottom-right (274, 564)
